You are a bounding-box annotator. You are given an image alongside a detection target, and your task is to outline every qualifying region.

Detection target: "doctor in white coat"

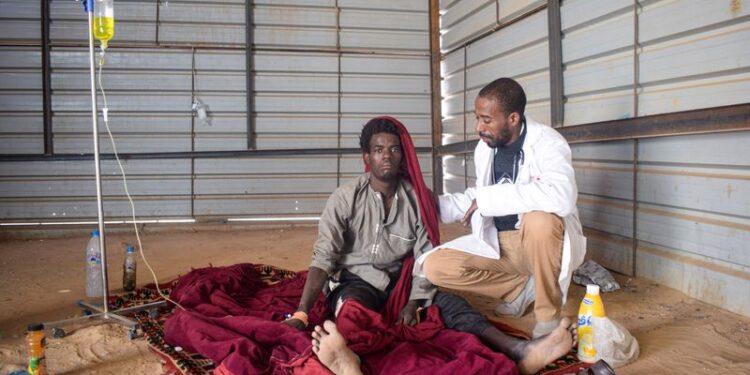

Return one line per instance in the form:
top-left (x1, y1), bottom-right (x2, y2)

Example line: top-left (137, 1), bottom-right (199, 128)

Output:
top-left (421, 78), bottom-right (586, 338)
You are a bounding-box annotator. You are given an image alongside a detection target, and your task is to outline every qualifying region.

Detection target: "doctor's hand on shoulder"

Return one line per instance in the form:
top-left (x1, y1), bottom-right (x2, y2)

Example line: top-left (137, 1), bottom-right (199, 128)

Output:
top-left (461, 199), bottom-right (478, 226)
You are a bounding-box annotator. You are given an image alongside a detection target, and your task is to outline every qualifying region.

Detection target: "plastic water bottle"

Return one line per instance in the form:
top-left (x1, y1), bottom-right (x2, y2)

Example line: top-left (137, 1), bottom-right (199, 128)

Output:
top-left (577, 284), bottom-right (606, 363)
top-left (85, 229), bottom-right (104, 297)
top-left (26, 323), bottom-right (47, 375)
top-left (123, 245), bottom-right (137, 292)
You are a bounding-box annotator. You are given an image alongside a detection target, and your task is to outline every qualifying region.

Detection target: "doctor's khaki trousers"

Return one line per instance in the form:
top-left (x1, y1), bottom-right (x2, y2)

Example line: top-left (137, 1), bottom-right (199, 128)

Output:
top-left (423, 211), bottom-right (564, 323)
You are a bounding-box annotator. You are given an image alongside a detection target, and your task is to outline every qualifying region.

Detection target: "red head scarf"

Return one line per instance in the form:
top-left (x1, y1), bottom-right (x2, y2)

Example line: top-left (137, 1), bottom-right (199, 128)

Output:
top-left (362, 116), bottom-right (440, 247)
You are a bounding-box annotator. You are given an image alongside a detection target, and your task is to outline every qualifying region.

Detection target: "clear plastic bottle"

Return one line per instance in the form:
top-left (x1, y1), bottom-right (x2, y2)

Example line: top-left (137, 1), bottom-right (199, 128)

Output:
top-left (26, 323), bottom-right (47, 375)
top-left (123, 245), bottom-right (137, 292)
top-left (85, 229), bottom-right (104, 297)
top-left (577, 284), bottom-right (606, 363)
top-left (92, 0), bottom-right (115, 49)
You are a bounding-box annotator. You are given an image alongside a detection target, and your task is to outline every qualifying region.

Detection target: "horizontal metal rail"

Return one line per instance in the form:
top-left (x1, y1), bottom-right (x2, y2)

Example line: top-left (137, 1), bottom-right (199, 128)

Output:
top-left (0, 147), bottom-right (433, 162)
top-left (435, 103), bottom-right (750, 156)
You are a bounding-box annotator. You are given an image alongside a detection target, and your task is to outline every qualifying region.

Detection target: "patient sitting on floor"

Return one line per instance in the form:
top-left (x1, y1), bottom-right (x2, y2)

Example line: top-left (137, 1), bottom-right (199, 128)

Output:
top-left (281, 116), bottom-right (575, 374)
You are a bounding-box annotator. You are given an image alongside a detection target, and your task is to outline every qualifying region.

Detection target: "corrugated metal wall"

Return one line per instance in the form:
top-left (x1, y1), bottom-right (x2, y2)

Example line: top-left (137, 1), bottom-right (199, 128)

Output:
top-left (440, 0), bottom-right (547, 194)
top-left (566, 0), bottom-right (750, 316)
top-left (439, 0), bottom-right (750, 316)
top-left (0, 0), bottom-right (432, 221)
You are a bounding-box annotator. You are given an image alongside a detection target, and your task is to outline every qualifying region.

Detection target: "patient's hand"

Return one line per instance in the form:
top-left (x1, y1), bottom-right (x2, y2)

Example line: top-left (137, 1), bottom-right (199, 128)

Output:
top-left (282, 318), bottom-right (307, 330)
top-left (397, 300), bottom-right (420, 326)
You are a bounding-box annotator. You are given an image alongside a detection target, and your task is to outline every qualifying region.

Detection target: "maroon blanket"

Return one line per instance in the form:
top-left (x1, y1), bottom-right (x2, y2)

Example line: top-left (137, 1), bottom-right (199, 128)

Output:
top-left (164, 261), bottom-right (518, 375)
top-left (164, 117), bottom-right (515, 374)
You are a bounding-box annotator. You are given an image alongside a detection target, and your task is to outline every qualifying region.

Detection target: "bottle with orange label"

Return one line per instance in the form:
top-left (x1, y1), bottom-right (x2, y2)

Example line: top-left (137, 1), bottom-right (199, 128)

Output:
top-left (26, 323), bottom-right (47, 375)
top-left (577, 284), bottom-right (606, 363)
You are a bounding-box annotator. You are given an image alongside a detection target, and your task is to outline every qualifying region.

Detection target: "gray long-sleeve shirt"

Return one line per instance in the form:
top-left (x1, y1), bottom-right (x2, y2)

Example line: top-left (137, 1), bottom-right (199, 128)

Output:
top-left (310, 174), bottom-right (436, 302)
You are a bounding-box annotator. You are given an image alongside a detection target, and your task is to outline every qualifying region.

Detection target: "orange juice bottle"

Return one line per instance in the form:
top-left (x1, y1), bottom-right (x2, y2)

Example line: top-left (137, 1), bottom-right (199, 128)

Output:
top-left (577, 284), bottom-right (605, 363)
top-left (26, 323), bottom-right (47, 375)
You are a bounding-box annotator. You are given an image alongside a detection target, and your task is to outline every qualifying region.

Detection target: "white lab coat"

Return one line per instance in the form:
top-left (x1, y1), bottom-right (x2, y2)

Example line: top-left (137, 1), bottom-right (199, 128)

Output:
top-left (421, 117), bottom-right (586, 303)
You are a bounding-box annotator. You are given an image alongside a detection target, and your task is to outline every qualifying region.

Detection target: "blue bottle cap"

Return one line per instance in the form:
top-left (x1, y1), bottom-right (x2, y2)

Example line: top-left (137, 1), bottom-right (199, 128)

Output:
top-left (126, 245), bottom-right (135, 253)
top-left (91, 229), bottom-right (100, 237)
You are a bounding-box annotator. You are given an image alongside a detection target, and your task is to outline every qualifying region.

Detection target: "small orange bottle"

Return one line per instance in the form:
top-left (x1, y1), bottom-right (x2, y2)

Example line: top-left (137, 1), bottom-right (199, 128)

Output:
top-left (577, 284), bottom-right (606, 363)
top-left (26, 323), bottom-right (47, 375)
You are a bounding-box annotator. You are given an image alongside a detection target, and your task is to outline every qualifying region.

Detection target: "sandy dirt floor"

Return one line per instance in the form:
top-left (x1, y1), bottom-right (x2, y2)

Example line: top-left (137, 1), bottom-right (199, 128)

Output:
top-left (1, 223), bottom-right (748, 374)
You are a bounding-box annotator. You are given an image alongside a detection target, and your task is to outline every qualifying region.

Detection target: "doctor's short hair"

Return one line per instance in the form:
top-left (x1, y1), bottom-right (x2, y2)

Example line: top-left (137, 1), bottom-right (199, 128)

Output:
top-left (478, 77), bottom-right (527, 117)
top-left (359, 117), bottom-right (400, 153)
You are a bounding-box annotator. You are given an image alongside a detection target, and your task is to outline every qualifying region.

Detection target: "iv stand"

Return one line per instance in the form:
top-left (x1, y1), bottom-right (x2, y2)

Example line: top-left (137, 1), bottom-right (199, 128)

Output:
top-left (41, 0), bottom-right (165, 340)
top-left (86, 0), bottom-right (111, 321)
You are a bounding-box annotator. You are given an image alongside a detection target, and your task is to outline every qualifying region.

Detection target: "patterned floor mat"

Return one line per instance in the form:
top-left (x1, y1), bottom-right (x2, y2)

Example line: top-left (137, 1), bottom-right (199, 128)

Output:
top-left (108, 265), bottom-right (297, 374)
top-left (110, 264), bottom-right (589, 375)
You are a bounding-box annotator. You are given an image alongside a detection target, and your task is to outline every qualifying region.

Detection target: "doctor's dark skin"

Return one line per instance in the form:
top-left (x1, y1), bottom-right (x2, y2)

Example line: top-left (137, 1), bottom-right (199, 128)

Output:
top-left (461, 95), bottom-right (524, 226)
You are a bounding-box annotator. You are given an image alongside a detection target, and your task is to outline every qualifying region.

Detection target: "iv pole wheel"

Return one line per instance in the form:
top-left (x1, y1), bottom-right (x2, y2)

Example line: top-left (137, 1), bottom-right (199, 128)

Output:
top-left (51, 327), bottom-right (66, 339)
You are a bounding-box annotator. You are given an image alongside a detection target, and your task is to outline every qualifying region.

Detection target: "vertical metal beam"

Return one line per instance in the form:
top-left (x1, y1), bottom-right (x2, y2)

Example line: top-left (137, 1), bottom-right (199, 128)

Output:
top-left (631, 0), bottom-right (641, 277)
top-left (246, 0), bottom-right (256, 149)
top-left (547, 0), bottom-right (564, 128)
top-left (462, 47), bottom-right (468, 190)
top-left (632, 0), bottom-right (640, 119)
top-left (155, 0), bottom-right (160, 44)
top-left (41, 0), bottom-right (53, 154)
top-left (191, 48), bottom-right (196, 218)
top-left (429, 0), bottom-right (443, 194)
top-left (631, 139), bottom-right (638, 276)
top-left (335, 0), bottom-right (342, 188)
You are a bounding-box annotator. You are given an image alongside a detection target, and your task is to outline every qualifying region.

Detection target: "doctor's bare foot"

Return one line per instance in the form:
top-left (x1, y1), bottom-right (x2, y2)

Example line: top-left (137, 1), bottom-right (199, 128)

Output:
top-left (311, 320), bottom-right (362, 375)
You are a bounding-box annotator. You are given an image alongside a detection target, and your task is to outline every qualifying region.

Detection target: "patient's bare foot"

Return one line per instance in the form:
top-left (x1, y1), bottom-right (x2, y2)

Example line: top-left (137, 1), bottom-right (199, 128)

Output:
top-left (517, 317), bottom-right (575, 375)
top-left (311, 320), bottom-right (362, 375)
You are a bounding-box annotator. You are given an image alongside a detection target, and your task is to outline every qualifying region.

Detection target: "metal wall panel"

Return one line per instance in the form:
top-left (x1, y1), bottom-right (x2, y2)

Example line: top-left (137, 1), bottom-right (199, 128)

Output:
top-left (1, 1), bottom-right (44, 156)
top-left (440, 47), bottom-right (465, 147)
top-left (159, 2), bottom-right (245, 45)
top-left (561, 0), bottom-right (634, 126)
top-left (251, 0), bottom-right (432, 214)
top-left (559, 1), bottom-right (750, 315)
top-left (1, 0), bottom-right (432, 222)
top-left (437, 0), bottom-right (750, 316)
top-left (441, 0), bottom-right (496, 52)
top-left (571, 139), bottom-right (636, 274)
top-left (637, 242), bottom-right (750, 316)
top-left (569, 131), bottom-right (750, 316)
top-left (0, 46), bottom-right (43, 154)
top-left (0, 159), bottom-right (192, 219)
top-left (561, 0), bottom-right (750, 125)
top-left (460, 9), bottom-right (549, 142)
top-left (192, 156), bottom-right (336, 216)
top-left (636, 132), bottom-right (750, 265)
top-left (0, 0), bottom-right (40, 41)
top-left (440, 7), bottom-right (549, 194)
top-left (497, 0), bottom-right (545, 24)
top-left (253, 2), bottom-right (336, 49)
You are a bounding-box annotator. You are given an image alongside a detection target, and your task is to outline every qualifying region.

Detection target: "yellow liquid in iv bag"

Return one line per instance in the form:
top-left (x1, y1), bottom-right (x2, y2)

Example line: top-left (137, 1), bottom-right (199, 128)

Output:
top-left (92, 16), bottom-right (115, 49)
